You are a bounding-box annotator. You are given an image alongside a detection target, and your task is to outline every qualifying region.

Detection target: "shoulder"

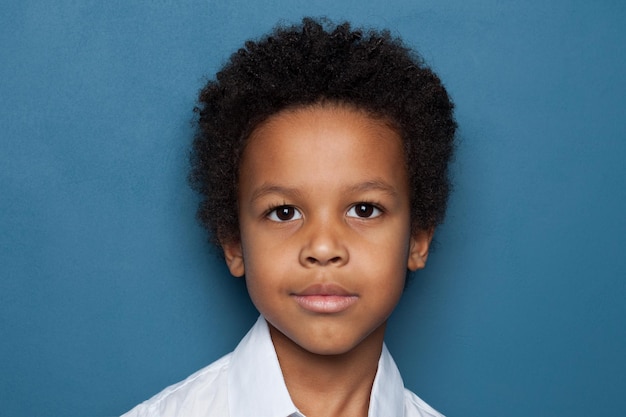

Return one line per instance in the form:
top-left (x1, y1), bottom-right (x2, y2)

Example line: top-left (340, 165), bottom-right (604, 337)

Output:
top-left (403, 388), bottom-right (446, 417)
top-left (120, 353), bottom-right (232, 417)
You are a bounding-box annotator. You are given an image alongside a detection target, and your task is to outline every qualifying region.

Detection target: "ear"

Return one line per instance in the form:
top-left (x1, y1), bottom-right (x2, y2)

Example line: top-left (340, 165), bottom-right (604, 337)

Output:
top-left (222, 239), bottom-right (245, 277)
top-left (407, 228), bottom-right (434, 271)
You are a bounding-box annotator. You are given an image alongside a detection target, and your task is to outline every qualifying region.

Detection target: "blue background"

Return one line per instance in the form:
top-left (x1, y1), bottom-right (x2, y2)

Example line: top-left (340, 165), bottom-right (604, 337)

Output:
top-left (1, 1), bottom-right (625, 416)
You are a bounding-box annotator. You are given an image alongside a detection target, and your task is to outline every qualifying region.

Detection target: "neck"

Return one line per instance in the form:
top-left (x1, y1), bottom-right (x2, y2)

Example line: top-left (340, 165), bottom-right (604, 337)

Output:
top-left (269, 323), bottom-right (387, 417)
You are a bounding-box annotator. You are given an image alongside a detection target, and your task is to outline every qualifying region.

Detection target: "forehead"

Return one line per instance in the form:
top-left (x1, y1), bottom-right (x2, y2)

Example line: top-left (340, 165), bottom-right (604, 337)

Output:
top-left (251, 103), bottom-right (401, 142)
top-left (239, 104), bottom-right (408, 194)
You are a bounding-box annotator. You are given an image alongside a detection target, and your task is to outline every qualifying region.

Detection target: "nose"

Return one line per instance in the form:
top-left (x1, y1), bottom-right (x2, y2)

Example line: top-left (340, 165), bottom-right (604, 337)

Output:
top-left (298, 217), bottom-right (349, 268)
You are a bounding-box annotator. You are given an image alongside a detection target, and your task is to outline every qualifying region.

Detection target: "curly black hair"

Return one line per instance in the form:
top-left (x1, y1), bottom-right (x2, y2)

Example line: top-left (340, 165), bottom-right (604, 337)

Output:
top-left (190, 17), bottom-right (456, 246)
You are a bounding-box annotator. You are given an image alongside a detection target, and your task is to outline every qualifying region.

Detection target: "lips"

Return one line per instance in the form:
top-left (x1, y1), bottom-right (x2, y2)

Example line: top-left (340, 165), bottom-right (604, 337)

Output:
top-left (292, 283), bottom-right (358, 314)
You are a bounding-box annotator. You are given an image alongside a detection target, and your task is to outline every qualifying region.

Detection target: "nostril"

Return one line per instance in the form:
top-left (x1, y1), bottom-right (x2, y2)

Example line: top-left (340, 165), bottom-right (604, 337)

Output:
top-left (306, 255), bottom-right (343, 265)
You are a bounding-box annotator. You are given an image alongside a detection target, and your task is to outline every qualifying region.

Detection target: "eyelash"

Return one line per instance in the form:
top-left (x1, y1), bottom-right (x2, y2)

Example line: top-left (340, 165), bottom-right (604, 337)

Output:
top-left (347, 202), bottom-right (384, 219)
top-left (265, 205), bottom-right (303, 222)
top-left (265, 202), bottom-right (384, 222)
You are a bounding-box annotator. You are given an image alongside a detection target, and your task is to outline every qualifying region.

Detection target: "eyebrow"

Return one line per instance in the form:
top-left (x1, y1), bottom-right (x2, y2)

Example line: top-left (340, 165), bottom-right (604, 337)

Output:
top-left (250, 185), bottom-right (305, 203)
top-left (249, 179), bottom-right (399, 203)
top-left (343, 180), bottom-right (399, 197)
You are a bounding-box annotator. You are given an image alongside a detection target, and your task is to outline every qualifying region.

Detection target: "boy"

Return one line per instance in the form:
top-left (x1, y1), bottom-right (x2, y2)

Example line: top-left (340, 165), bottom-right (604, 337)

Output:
top-left (123, 17), bottom-right (455, 417)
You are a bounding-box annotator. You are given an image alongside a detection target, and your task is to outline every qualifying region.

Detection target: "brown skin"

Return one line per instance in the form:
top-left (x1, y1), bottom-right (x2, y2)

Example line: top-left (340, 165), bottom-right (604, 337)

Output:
top-left (223, 104), bottom-right (433, 417)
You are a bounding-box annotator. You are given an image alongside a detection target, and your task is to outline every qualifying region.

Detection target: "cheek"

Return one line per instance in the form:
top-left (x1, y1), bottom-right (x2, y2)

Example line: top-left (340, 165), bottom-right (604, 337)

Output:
top-left (240, 241), bottom-right (284, 305)
top-left (366, 238), bottom-right (410, 296)
top-left (362, 228), bottom-right (411, 270)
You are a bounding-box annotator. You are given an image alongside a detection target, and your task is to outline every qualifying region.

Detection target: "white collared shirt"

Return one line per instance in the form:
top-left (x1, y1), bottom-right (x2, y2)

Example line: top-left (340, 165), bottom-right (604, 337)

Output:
top-left (121, 316), bottom-right (444, 417)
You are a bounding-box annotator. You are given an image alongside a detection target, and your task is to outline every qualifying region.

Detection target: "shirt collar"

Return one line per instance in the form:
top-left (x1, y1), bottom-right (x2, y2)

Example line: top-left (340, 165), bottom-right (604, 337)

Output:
top-left (228, 315), bottom-right (406, 417)
top-left (228, 316), bottom-right (303, 417)
top-left (368, 343), bottom-right (406, 417)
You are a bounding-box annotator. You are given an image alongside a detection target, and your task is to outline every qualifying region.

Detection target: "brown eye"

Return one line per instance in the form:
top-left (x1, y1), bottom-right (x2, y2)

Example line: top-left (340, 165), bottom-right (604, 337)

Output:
top-left (347, 203), bottom-right (382, 219)
top-left (268, 206), bottom-right (302, 222)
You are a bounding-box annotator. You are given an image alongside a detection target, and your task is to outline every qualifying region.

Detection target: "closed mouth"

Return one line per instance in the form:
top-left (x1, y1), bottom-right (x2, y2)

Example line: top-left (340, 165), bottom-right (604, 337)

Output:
top-left (292, 284), bottom-right (358, 313)
top-left (293, 283), bottom-right (355, 297)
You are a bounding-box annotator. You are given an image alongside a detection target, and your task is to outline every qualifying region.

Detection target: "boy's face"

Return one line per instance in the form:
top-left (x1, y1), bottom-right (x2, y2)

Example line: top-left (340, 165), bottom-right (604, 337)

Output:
top-left (223, 105), bottom-right (432, 356)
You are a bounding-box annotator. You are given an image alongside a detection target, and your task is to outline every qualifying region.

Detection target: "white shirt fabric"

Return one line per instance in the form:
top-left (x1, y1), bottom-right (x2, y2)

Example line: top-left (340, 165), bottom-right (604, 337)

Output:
top-left (121, 316), bottom-right (444, 417)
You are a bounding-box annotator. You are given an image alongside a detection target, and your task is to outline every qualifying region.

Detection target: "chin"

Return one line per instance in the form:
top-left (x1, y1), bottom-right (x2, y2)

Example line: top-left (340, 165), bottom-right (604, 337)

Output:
top-left (293, 335), bottom-right (368, 357)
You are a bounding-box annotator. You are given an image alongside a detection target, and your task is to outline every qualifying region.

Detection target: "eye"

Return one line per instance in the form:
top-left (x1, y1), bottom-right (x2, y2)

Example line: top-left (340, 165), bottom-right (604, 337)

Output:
top-left (347, 203), bottom-right (383, 219)
top-left (267, 205), bottom-right (303, 222)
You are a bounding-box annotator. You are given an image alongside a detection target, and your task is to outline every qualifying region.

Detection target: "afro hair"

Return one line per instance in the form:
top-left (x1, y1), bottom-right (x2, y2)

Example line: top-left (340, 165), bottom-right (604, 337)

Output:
top-left (190, 17), bottom-right (456, 246)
